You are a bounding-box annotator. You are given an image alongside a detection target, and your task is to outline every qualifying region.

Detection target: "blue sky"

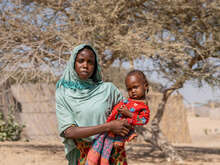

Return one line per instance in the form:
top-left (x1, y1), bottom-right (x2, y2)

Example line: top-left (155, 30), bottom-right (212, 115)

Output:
top-left (179, 82), bottom-right (220, 106)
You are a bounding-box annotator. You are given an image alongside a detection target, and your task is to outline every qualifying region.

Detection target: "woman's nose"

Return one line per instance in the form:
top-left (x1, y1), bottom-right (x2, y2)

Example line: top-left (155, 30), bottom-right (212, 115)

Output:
top-left (82, 62), bottom-right (88, 68)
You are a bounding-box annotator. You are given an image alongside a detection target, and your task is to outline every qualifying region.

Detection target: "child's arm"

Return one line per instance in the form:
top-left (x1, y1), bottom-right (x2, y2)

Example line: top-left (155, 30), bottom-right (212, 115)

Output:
top-left (118, 104), bottom-right (150, 125)
top-left (117, 104), bottom-right (133, 118)
top-left (106, 102), bottom-right (124, 122)
top-left (130, 106), bottom-right (150, 125)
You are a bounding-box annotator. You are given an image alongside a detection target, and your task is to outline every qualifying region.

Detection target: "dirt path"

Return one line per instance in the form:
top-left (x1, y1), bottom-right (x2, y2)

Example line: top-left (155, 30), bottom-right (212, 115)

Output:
top-left (1, 114), bottom-right (220, 165)
top-left (1, 141), bottom-right (220, 165)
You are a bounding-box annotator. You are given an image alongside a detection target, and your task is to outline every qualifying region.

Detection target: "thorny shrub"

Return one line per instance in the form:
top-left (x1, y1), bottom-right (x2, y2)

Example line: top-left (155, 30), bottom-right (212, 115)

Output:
top-left (0, 106), bottom-right (25, 141)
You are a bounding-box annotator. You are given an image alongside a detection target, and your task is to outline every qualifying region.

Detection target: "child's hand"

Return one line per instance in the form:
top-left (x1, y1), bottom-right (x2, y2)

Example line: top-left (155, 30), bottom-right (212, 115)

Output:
top-left (118, 105), bottom-right (133, 118)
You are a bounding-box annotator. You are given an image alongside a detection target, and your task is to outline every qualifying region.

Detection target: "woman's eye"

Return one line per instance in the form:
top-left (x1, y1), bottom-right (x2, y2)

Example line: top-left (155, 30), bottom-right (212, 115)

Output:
top-left (77, 59), bottom-right (84, 63)
top-left (88, 61), bottom-right (94, 65)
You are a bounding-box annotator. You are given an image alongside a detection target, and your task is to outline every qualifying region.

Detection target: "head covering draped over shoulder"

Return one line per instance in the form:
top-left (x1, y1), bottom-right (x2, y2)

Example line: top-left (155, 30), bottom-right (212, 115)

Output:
top-left (56, 44), bottom-right (102, 90)
top-left (55, 44), bottom-right (123, 165)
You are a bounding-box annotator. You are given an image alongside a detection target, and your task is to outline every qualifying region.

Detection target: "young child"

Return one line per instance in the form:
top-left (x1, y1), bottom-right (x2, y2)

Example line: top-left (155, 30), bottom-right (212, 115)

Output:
top-left (107, 69), bottom-right (150, 145)
top-left (86, 70), bottom-right (150, 165)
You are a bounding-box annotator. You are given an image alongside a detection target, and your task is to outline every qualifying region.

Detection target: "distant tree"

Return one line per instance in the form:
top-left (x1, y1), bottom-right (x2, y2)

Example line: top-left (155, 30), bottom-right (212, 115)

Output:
top-left (0, 0), bottom-right (219, 161)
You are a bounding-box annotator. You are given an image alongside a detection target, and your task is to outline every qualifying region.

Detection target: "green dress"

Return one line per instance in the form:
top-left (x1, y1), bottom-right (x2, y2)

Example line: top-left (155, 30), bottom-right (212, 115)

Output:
top-left (55, 44), bottom-right (123, 165)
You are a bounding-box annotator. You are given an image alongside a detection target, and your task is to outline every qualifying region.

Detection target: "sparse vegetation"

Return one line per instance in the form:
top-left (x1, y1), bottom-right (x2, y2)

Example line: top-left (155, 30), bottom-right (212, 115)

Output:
top-left (0, 106), bottom-right (24, 141)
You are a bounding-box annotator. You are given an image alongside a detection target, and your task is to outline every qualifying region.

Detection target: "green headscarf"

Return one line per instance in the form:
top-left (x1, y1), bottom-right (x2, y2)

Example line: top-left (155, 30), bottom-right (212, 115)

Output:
top-left (56, 44), bottom-right (102, 90)
top-left (55, 44), bottom-right (123, 165)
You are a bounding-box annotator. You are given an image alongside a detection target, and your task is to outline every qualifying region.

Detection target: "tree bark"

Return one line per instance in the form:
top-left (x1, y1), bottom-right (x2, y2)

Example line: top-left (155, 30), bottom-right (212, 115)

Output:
top-left (136, 78), bottom-right (188, 161)
top-left (136, 96), bottom-right (183, 161)
top-left (129, 58), bottom-right (134, 70)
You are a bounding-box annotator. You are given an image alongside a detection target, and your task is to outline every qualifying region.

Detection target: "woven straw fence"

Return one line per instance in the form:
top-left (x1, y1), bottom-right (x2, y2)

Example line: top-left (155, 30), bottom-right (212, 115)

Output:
top-left (11, 83), bottom-right (59, 141)
top-left (2, 83), bottom-right (191, 143)
top-left (147, 92), bottom-right (191, 143)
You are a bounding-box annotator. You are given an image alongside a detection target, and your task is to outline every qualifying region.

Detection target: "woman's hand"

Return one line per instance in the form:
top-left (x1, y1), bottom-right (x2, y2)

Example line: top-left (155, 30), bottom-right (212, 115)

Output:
top-left (108, 119), bottom-right (131, 137)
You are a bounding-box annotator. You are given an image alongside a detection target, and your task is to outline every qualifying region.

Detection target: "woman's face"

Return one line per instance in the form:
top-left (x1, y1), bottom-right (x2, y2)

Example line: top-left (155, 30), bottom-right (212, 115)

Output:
top-left (75, 48), bottom-right (96, 80)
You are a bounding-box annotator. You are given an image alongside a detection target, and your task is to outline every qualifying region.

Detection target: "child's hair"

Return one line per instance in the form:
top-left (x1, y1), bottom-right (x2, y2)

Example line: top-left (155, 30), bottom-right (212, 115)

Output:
top-left (126, 70), bottom-right (148, 85)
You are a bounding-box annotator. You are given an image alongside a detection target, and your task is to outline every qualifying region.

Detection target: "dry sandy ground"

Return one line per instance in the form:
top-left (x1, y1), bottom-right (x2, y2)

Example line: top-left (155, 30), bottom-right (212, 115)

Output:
top-left (1, 114), bottom-right (220, 165)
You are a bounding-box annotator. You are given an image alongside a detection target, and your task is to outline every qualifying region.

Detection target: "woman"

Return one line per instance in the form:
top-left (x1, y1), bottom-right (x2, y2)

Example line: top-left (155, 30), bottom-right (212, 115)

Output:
top-left (56, 44), bottom-right (131, 165)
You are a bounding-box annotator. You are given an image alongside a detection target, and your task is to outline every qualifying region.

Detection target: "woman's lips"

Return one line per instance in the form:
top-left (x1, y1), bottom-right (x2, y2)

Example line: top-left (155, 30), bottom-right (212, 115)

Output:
top-left (81, 71), bottom-right (89, 74)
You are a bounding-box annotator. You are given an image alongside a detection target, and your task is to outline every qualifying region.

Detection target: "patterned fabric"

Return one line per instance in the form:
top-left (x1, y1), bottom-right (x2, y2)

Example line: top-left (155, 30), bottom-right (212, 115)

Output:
top-left (85, 133), bottom-right (113, 165)
top-left (109, 144), bottom-right (127, 165)
top-left (107, 98), bottom-right (150, 144)
top-left (74, 139), bottom-right (92, 165)
top-left (107, 98), bottom-right (150, 126)
top-left (85, 98), bottom-right (150, 165)
top-left (75, 138), bottom-right (127, 165)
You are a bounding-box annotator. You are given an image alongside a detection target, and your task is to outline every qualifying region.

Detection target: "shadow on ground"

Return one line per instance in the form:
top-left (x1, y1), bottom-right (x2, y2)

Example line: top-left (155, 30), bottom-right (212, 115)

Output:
top-left (126, 143), bottom-right (220, 164)
top-left (1, 142), bottom-right (220, 163)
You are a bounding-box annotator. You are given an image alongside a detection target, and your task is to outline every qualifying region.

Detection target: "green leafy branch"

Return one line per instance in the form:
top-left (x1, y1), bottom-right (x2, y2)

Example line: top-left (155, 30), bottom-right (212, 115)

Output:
top-left (0, 106), bottom-right (25, 141)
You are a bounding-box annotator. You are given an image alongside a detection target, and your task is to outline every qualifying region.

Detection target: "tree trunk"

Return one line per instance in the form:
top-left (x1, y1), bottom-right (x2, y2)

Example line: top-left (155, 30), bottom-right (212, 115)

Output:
top-left (129, 58), bottom-right (134, 70)
top-left (136, 97), bottom-right (183, 161)
top-left (144, 119), bottom-right (183, 161)
top-left (136, 84), bottom-right (187, 161)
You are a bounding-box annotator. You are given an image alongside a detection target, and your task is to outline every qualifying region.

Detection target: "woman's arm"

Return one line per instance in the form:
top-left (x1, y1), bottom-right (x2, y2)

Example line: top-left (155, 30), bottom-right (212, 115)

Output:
top-left (64, 119), bottom-right (131, 139)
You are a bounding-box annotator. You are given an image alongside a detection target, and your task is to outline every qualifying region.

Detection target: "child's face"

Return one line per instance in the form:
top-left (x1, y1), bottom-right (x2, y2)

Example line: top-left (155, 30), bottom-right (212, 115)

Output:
top-left (125, 74), bottom-right (148, 100)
